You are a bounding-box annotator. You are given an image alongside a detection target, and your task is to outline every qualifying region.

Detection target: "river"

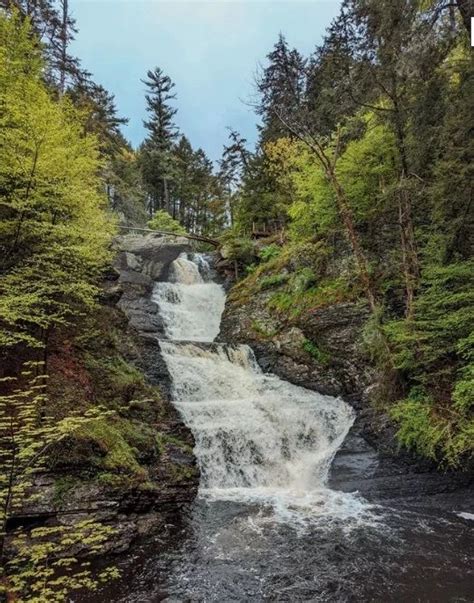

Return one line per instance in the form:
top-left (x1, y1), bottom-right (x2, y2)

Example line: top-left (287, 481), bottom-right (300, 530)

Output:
top-left (87, 252), bottom-right (473, 602)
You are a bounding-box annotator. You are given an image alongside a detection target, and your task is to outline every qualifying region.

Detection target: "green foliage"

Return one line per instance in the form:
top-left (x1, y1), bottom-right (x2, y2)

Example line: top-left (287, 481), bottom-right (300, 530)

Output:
top-left (302, 339), bottom-right (330, 365)
top-left (226, 8), bottom-right (473, 467)
top-left (147, 210), bottom-right (186, 234)
top-left (0, 12), bottom-right (115, 351)
top-left (259, 243), bottom-right (281, 262)
top-left (229, 239), bottom-right (353, 320)
top-left (453, 362), bottom-right (474, 413)
top-left (259, 273), bottom-right (289, 290)
top-left (67, 418), bottom-right (151, 478)
top-left (250, 320), bottom-right (278, 339)
top-left (53, 477), bottom-right (78, 505)
top-left (289, 267), bottom-right (317, 293)
top-left (267, 292), bottom-right (297, 315)
top-left (140, 71), bottom-right (227, 235)
top-left (220, 231), bottom-right (257, 266)
top-left (83, 353), bottom-right (149, 407)
top-left (8, 522), bottom-right (119, 603)
top-left (391, 389), bottom-right (474, 467)
top-left (387, 262), bottom-right (474, 378)
top-left (390, 392), bottom-right (447, 460)
top-left (286, 145), bottom-right (337, 239)
top-left (336, 114), bottom-right (398, 221)
top-left (386, 261), bottom-right (474, 464)
top-left (267, 277), bottom-right (354, 319)
top-left (0, 364), bottom-right (119, 601)
top-left (0, 11), bottom-right (134, 601)
top-left (105, 148), bottom-right (148, 226)
top-left (155, 432), bottom-right (193, 456)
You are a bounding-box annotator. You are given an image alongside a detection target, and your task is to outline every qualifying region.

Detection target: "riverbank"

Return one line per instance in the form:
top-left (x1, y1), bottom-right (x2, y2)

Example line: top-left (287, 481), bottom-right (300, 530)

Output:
top-left (5, 235), bottom-right (200, 556)
top-left (75, 238), bottom-right (474, 603)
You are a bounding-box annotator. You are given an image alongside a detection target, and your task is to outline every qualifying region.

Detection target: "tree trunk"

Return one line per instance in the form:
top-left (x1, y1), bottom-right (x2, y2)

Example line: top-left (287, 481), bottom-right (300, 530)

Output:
top-left (398, 182), bottom-right (419, 319)
top-left (327, 168), bottom-right (377, 313)
top-left (392, 92), bottom-right (419, 318)
top-left (59, 0), bottom-right (68, 95)
top-left (163, 178), bottom-right (170, 213)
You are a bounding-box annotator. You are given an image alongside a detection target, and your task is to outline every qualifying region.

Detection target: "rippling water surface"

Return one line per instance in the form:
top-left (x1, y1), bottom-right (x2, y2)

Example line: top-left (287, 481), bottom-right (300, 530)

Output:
top-left (82, 252), bottom-right (473, 602)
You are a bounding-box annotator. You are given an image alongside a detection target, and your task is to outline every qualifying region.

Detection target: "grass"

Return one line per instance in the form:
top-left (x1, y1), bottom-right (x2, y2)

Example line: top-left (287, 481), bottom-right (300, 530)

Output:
top-left (259, 273), bottom-right (289, 290)
top-left (251, 320), bottom-right (279, 339)
top-left (302, 339), bottom-right (331, 366)
top-left (227, 238), bottom-right (358, 319)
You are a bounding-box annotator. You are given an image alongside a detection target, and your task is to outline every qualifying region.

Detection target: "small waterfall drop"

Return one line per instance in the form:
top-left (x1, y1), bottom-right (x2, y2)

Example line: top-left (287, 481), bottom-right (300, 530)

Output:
top-left (152, 252), bottom-right (363, 520)
top-left (152, 253), bottom-right (226, 342)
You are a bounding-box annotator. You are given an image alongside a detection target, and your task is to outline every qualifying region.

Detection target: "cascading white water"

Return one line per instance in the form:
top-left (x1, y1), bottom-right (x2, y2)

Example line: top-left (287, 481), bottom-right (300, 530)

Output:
top-left (152, 253), bottom-right (225, 342)
top-left (153, 252), bottom-right (364, 520)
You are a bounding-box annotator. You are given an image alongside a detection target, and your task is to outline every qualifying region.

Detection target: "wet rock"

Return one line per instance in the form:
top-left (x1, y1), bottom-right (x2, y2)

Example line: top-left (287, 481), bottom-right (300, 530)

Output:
top-left (9, 234), bottom-right (200, 555)
top-left (274, 326), bottom-right (306, 357)
top-left (219, 269), bottom-right (473, 505)
top-left (113, 235), bottom-right (192, 338)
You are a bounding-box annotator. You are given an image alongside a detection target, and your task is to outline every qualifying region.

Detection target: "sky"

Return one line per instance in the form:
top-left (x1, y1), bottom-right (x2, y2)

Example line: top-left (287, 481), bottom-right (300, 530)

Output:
top-left (70, 0), bottom-right (342, 162)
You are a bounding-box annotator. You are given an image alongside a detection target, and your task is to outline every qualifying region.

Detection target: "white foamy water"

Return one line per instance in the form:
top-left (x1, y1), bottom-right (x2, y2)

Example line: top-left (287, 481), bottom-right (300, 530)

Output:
top-left (152, 253), bottom-right (226, 342)
top-left (155, 252), bottom-right (367, 522)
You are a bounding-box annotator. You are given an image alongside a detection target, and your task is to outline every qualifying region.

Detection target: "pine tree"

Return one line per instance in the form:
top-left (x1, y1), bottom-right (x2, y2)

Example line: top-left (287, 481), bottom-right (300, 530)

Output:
top-left (68, 82), bottom-right (128, 155)
top-left (257, 33), bottom-right (307, 143)
top-left (2, 0), bottom-right (86, 89)
top-left (140, 67), bottom-right (179, 215)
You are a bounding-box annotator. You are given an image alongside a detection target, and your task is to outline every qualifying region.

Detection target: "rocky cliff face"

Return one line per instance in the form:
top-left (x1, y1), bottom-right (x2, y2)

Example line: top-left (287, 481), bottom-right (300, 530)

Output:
top-left (221, 297), bottom-right (374, 399)
top-left (219, 269), bottom-right (473, 504)
top-left (11, 234), bottom-right (200, 554)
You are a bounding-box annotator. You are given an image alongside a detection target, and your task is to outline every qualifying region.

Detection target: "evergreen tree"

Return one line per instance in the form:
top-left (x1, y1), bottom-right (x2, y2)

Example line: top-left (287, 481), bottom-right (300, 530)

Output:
top-left (140, 67), bottom-right (179, 215)
top-left (2, 0), bottom-right (87, 89)
top-left (257, 33), bottom-right (307, 143)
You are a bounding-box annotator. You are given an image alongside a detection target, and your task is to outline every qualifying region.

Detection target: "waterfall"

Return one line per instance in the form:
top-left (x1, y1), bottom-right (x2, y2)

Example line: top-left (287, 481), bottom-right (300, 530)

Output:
top-left (152, 253), bottom-right (225, 342)
top-left (152, 252), bottom-right (362, 520)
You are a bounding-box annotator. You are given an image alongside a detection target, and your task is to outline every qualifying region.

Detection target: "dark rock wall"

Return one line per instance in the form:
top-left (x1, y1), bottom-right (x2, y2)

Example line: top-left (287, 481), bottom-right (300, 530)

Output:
top-left (10, 235), bottom-right (201, 554)
top-left (219, 270), bottom-right (473, 504)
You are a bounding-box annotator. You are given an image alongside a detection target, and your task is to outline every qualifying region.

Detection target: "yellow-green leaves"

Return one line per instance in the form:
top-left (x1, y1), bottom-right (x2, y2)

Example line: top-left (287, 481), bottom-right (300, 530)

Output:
top-left (0, 14), bottom-right (119, 599)
top-left (0, 12), bottom-right (116, 349)
top-left (0, 364), bottom-right (119, 601)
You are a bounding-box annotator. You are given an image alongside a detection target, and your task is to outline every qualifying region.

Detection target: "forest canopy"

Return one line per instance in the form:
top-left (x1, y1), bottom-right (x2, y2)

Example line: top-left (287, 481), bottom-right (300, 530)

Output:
top-left (216, 0), bottom-right (473, 466)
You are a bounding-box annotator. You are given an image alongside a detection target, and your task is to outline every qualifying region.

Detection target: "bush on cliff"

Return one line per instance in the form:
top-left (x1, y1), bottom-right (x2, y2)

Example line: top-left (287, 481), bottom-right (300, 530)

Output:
top-left (147, 210), bottom-right (186, 234)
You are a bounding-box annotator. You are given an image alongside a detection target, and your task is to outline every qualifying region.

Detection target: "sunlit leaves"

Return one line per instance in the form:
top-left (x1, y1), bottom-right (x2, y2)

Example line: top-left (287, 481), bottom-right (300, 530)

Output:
top-left (0, 12), bottom-right (116, 350)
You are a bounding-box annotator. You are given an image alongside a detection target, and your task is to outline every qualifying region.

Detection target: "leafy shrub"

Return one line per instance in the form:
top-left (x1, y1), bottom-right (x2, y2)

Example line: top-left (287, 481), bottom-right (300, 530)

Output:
top-left (147, 210), bottom-right (186, 234)
top-left (259, 243), bottom-right (281, 262)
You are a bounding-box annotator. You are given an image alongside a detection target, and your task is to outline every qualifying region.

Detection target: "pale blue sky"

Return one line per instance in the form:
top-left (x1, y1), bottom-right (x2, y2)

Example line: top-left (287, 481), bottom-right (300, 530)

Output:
top-left (70, 0), bottom-right (341, 161)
